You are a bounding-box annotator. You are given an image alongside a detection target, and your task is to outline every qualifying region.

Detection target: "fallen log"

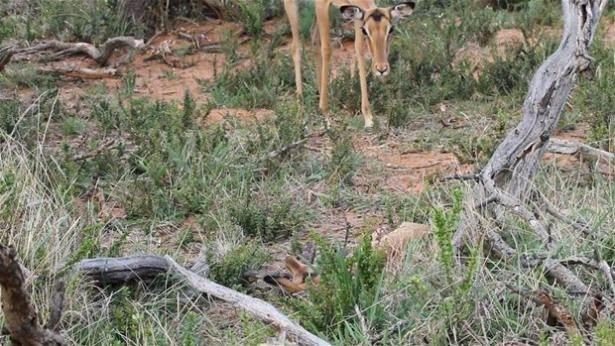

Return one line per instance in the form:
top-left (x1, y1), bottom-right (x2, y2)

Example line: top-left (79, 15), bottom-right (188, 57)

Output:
top-left (547, 138), bottom-right (613, 160)
top-left (547, 138), bottom-right (614, 175)
top-left (165, 256), bottom-right (330, 346)
top-left (75, 254), bottom-right (329, 344)
top-left (77, 255), bottom-right (169, 284)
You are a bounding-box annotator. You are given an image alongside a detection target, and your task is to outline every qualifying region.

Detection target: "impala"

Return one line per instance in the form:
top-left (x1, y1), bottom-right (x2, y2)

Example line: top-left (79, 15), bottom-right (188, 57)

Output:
top-left (283, 0), bottom-right (415, 128)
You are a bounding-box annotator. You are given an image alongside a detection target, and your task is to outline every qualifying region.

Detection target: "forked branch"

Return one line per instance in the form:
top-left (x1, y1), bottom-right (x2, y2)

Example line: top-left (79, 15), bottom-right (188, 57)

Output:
top-left (0, 245), bottom-right (65, 345)
top-left (452, 0), bottom-right (609, 333)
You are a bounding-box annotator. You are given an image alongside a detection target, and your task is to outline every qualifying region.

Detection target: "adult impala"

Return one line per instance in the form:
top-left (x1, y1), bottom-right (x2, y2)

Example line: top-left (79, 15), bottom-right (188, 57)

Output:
top-left (283, 0), bottom-right (415, 128)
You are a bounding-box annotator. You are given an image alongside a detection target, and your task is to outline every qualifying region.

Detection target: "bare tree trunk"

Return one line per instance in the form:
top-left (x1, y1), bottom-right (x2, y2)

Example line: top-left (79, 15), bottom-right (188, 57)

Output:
top-left (0, 245), bottom-right (65, 345)
top-left (454, 0), bottom-right (609, 252)
top-left (451, 0), bottom-right (610, 325)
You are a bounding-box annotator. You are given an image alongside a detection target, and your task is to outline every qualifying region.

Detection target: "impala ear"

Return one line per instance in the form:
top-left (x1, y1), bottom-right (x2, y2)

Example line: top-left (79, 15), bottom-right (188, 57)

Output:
top-left (340, 5), bottom-right (364, 22)
top-left (390, 1), bottom-right (415, 22)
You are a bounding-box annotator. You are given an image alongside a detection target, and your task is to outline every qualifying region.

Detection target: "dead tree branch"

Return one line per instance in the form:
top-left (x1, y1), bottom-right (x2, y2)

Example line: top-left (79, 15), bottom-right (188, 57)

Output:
top-left (77, 255), bottom-right (169, 284)
top-left (547, 138), bottom-right (614, 163)
top-left (0, 45), bottom-right (15, 72)
top-left (0, 245), bottom-right (65, 345)
top-left (72, 139), bottom-right (122, 161)
top-left (451, 1), bottom-right (609, 322)
top-left (13, 37), bottom-right (144, 66)
top-left (38, 66), bottom-right (120, 79)
top-left (165, 256), bottom-right (330, 346)
top-left (507, 285), bottom-right (580, 337)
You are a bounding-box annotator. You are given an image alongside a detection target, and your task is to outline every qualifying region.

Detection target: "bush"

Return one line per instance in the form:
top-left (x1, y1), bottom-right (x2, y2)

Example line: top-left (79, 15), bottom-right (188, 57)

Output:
top-left (208, 243), bottom-right (269, 288)
top-left (293, 233), bottom-right (386, 341)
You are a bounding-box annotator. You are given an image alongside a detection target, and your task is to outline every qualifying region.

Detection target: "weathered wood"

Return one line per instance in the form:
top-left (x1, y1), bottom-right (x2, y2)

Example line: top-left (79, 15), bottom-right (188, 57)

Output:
top-left (13, 36), bottom-right (144, 66)
top-left (547, 138), bottom-right (614, 174)
top-left (77, 255), bottom-right (169, 284)
top-left (37, 66), bottom-right (120, 79)
top-left (0, 45), bottom-right (15, 72)
top-left (507, 285), bottom-right (580, 337)
top-left (451, 0), bottom-right (609, 332)
top-left (0, 245), bottom-right (65, 345)
top-left (165, 256), bottom-right (331, 346)
top-left (454, 0), bottom-right (608, 257)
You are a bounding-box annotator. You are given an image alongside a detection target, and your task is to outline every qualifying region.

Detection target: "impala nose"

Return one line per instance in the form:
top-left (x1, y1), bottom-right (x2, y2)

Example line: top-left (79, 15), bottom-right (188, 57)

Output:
top-left (375, 64), bottom-right (389, 76)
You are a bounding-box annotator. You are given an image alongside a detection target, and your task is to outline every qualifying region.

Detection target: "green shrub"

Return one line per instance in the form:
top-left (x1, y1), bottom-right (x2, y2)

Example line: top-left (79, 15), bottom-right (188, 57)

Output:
top-left (294, 233), bottom-right (386, 340)
top-left (208, 243), bottom-right (269, 288)
top-left (0, 98), bottom-right (20, 134)
top-left (230, 196), bottom-right (305, 242)
top-left (326, 129), bottom-right (361, 186)
top-left (431, 188), bottom-right (462, 281)
top-left (206, 52), bottom-right (294, 109)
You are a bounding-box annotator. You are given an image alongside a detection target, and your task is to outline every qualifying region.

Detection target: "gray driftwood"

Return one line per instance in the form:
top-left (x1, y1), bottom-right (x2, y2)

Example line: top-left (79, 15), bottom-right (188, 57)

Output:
top-left (77, 255), bottom-right (170, 284)
top-left (5, 36), bottom-right (144, 67)
top-left (547, 138), bottom-right (614, 175)
top-left (166, 256), bottom-right (331, 346)
top-left (75, 254), bottom-right (328, 345)
top-left (452, 0), bottom-right (610, 326)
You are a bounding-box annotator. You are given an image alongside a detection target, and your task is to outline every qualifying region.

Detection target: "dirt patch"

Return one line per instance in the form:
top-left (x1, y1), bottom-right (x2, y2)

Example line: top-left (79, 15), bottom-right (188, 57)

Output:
top-left (553, 123), bottom-right (589, 141)
top-left (353, 134), bottom-right (474, 194)
top-left (26, 19), bottom-right (251, 110)
top-left (378, 151), bottom-right (472, 193)
top-left (107, 19), bottom-right (246, 102)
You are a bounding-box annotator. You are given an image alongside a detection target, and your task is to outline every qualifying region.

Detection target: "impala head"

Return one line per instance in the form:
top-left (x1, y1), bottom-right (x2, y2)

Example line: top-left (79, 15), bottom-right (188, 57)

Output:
top-left (340, 1), bottom-right (415, 77)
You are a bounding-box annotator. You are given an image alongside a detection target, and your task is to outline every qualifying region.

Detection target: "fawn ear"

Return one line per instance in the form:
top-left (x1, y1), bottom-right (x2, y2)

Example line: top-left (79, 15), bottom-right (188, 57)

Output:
top-left (285, 256), bottom-right (308, 279)
top-left (340, 5), bottom-right (364, 22)
top-left (390, 1), bottom-right (415, 22)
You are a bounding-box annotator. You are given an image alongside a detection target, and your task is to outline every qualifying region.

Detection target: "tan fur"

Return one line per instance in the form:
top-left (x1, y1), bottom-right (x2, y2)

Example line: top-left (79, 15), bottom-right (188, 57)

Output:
top-left (265, 256), bottom-right (320, 293)
top-left (373, 222), bottom-right (429, 264)
top-left (284, 1), bottom-right (414, 128)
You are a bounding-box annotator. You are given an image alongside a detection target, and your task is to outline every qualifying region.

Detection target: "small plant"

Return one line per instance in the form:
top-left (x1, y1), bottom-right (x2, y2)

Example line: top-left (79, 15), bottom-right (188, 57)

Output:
top-left (60, 115), bottom-right (86, 135)
top-left (182, 89), bottom-right (196, 129)
top-left (233, 0), bottom-right (269, 38)
top-left (326, 129), bottom-right (361, 186)
top-left (120, 70), bottom-right (137, 97)
top-left (206, 49), bottom-right (294, 109)
top-left (208, 243), bottom-right (269, 289)
top-left (294, 233), bottom-right (386, 340)
top-left (431, 188), bottom-right (462, 281)
top-left (0, 98), bottom-right (20, 134)
top-left (230, 196), bottom-right (304, 242)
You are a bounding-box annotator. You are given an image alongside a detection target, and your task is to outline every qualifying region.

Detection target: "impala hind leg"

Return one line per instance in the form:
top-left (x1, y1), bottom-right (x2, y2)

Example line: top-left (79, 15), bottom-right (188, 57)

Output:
top-left (315, 0), bottom-right (331, 115)
top-left (284, 0), bottom-right (303, 97)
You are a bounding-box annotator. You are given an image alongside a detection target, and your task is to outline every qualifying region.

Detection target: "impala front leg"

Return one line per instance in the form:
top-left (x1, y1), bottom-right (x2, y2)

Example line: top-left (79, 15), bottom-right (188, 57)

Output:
top-left (284, 0), bottom-right (303, 97)
top-left (354, 20), bottom-right (373, 128)
top-left (315, 0), bottom-right (331, 115)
